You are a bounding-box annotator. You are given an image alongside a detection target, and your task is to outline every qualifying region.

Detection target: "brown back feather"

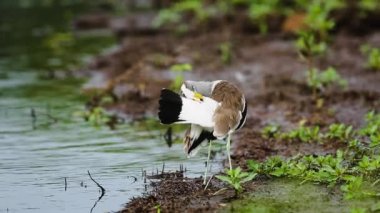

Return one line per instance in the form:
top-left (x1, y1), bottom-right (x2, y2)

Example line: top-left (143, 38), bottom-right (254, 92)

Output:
top-left (211, 81), bottom-right (245, 137)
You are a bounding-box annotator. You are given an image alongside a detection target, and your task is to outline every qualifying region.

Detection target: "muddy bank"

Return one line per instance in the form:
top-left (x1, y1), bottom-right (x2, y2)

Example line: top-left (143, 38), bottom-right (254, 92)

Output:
top-left (83, 30), bottom-right (380, 122)
top-left (122, 171), bottom-right (232, 213)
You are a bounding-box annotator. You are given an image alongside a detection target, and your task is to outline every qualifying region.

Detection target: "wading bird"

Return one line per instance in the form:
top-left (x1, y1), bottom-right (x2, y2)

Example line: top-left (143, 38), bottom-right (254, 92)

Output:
top-left (158, 80), bottom-right (247, 184)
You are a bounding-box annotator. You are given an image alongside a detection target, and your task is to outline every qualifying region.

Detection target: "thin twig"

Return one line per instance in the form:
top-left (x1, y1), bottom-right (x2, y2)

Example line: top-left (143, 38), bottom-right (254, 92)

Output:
top-left (88, 170), bottom-right (105, 195)
top-left (64, 177), bottom-right (67, 191)
top-left (30, 108), bottom-right (36, 130)
top-left (87, 171), bottom-right (106, 213)
top-left (212, 187), bottom-right (228, 196)
top-left (371, 178), bottom-right (380, 187)
top-left (204, 175), bottom-right (214, 191)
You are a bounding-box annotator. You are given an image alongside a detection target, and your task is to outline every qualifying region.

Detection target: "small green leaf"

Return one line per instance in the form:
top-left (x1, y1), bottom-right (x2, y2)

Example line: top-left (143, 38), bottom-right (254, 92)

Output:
top-left (241, 173), bottom-right (257, 183)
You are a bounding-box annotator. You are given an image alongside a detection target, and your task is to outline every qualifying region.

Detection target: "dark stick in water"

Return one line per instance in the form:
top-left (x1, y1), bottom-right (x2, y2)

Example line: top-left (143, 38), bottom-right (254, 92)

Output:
top-left (87, 171), bottom-right (105, 213)
top-left (30, 108), bottom-right (36, 130)
top-left (64, 177), bottom-right (67, 191)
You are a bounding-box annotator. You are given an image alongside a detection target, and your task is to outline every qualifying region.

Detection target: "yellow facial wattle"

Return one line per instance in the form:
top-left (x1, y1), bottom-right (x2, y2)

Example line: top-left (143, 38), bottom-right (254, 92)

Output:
top-left (193, 92), bottom-right (204, 101)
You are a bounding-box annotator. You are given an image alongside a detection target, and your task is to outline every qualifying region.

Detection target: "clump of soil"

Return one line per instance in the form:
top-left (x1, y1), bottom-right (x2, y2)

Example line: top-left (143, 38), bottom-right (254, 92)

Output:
top-left (121, 171), bottom-right (236, 213)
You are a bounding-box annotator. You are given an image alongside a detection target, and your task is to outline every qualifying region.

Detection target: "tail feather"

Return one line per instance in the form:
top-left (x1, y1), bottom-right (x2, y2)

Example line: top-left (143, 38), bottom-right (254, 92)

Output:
top-left (158, 89), bottom-right (182, 124)
top-left (159, 88), bottom-right (219, 128)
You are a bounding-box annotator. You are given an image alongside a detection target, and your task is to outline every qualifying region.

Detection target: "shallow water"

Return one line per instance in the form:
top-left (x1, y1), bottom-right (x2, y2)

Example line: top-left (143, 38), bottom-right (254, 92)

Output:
top-left (0, 2), bottom-right (222, 212)
top-left (0, 73), bottom-right (215, 213)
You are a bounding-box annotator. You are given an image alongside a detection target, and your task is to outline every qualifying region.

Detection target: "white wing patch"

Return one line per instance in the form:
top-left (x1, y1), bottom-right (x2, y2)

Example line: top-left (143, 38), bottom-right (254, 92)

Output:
top-left (178, 97), bottom-right (219, 128)
top-left (177, 83), bottom-right (219, 128)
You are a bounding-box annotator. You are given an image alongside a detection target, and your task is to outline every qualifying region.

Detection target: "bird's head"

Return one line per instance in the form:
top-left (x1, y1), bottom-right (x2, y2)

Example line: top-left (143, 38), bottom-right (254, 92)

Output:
top-left (181, 84), bottom-right (204, 102)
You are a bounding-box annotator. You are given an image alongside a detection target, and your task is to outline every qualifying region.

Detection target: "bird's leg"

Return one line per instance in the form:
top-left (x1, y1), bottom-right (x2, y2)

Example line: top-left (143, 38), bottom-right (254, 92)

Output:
top-left (204, 140), bottom-right (213, 185)
top-left (226, 134), bottom-right (232, 171)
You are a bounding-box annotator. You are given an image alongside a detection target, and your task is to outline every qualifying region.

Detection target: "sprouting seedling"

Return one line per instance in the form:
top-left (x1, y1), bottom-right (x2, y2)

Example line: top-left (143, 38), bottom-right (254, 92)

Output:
top-left (304, 0), bottom-right (343, 40)
top-left (154, 204), bottom-right (161, 213)
top-left (43, 32), bottom-right (80, 76)
top-left (295, 31), bottom-right (326, 97)
top-left (153, 0), bottom-right (209, 33)
top-left (359, 111), bottom-right (380, 136)
top-left (246, 111), bottom-right (380, 200)
top-left (170, 63), bottom-right (192, 72)
top-left (360, 44), bottom-right (380, 71)
top-left (281, 125), bottom-right (321, 143)
top-left (296, 31), bottom-right (327, 61)
top-left (358, 0), bottom-right (380, 13)
top-left (169, 63), bottom-right (193, 91)
top-left (153, 9), bottom-right (181, 28)
top-left (340, 176), bottom-right (378, 200)
top-left (216, 167), bottom-right (257, 194)
top-left (294, 0), bottom-right (345, 97)
top-left (306, 67), bottom-right (347, 94)
top-left (75, 106), bottom-right (111, 128)
top-left (326, 123), bottom-right (353, 141)
top-left (261, 124), bottom-right (281, 139)
top-left (317, 67), bottom-right (347, 89)
top-left (370, 134), bottom-right (380, 148)
top-left (350, 207), bottom-right (367, 213)
top-left (357, 155), bottom-right (380, 174)
top-left (219, 42), bottom-right (232, 65)
top-left (248, 0), bottom-right (280, 34)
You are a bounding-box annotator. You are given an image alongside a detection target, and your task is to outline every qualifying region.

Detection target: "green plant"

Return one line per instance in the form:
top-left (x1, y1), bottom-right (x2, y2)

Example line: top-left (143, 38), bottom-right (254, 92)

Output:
top-left (250, 111), bottom-right (380, 202)
top-left (281, 125), bottom-right (321, 143)
top-left (371, 202), bottom-right (380, 212)
top-left (341, 176), bottom-right (374, 200)
top-left (219, 42), bottom-right (232, 64)
top-left (361, 45), bottom-right (380, 71)
top-left (326, 123), bottom-right (353, 141)
top-left (169, 63), bottom-right (193, 90)
top-left (350, 207), bottom-right (367, 213)
top-left (296, 31), bottom-right (327, 59)
top-left (357, 155), bottom-right (380, 174)
top-left (153, 9), bottom-right (181, 28)
top-left (153, 0), bottom-right (210, 33)
top-left (295, 0), bottom-right (347, 96)
top-left (75, 106), bottom-right (111, 128)
top-left (247, 159), bottom-right (263, 174)
top-left (295, 32), bottom-right (326, 96)
top-left (370, 133), bottom-right (380, 148)
top-left (154, 204), bottom-right (161, 213)
top-left (44, 32), bottom-right (80, 72)
top-left (173, 0), bottom-right (209, 22)
top-left (248, 0), bottom-right (280, 34)
top-left (359, 0), bottom-right (380, 12)
top-left (214, 0), bottom-right (248, 16)
top-left (170, 63), bottom-right (192, 72)
top-left (216, 167), bottom-right (257, 193)
top-left (360, 111), bottom-right (380, 136)
top-left (307, 67), bottom-right (347, 91)
top-left (304, 0), bottom-right (344, 40)
top-left (261, 124), bottom-right (280, 139)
